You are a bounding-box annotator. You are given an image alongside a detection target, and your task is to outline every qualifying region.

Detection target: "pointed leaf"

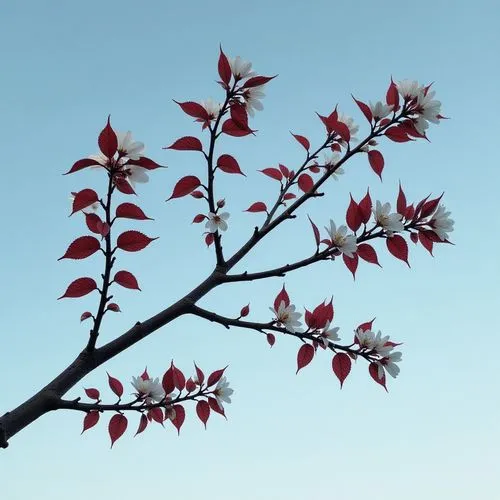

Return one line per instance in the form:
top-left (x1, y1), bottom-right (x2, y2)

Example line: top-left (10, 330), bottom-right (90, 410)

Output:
top-left (352, 96), bottom-right (373, 123)
top-left (308, 216), bottom-right (320, 246)
top-left (116, 231), bottom-right (157, 252)
top-left (115, 203), bottom-right (153, 220)
top-left (208, 396), bottom-right (226, 417)
top-left (135, 414), bottom-right (149, 436)
top-left (260, 168), bottom-right (282, 181)
top-left (386, 79), bottom-right (399, 109)
top-left (113, 270), bottom-right (141, 291)
top-left (58, 236), bottom-right (100, 261)
top-left (65, 158), bottom-right (99, 175)
top-left (174, 100), bottom-right (209, 120)
top-left (108, 414), bottom-right (127, 448)
top-left (369, 362), bottom-right (387, 391)
top-left (113, 175), bottom-right (135, 195)
top-left (194, 363), bottom-right (205, 385)
top-left (172, 365), bottom-right (186, 391)
top-left (196, 400), bottom-right (211, 429)
top-left (167, 176), bottom-right (202, 200)
top-left (397, 183), bottom-right (407, 215)
top-left (165, 136), bottom-right (203, 151)
top-left (218, 47), bottom-right (231, 85)
top-left (58, 277), bottom-right (97, 299)
top-left (230, 103), bottom-right (249, 130)
top-left (274, 285), bottom-right (290, 311)
top-left (346, 195), bottom-right (362, 232)
top-left (386, 235), bottom-right (410, 267)
top-left (358, 189), bottom-right (372, 224)
top-left (221, 119), bottom-right (254, 137)
top-left (267, 333), bottom-right (276, 347)
top-left (291, 132), bottom-right (310, 151)
top-left (343, 253), bottom-right (359, 279)
top-left (127, 156), bottom-right (164, 170)
top-left (357, 243), bottom-right (380, 266)
top-left (298, 173), bottom-right (314, 193)
top-left (242, 75), bottom-right (276, 88)
top-left (283, 193), bottom-right (296, 201)
top-left (106, 303), bottom-right (121, 312)
top-left (205, 233), bottom-right (214, 247)
top-left (418, 231), bottom-right (434, 255)
top-left (71, 189), bottom-right (99, 215)
top-left (385, 126), bottom-right (411, 143)
top-left (171, 404), bottom-right (185, 435)
top-left (85, 213), bottom-right (104, 234)
top-left (420, 194), bottom-right (443, 219)
top-left (207, 367), bottom-right (227, 388)
top-left (332, 353), bottom-right (352, 388)
top-left (80, 311), bottom-right (92, 322)
top-left (296, 344), bottom-right (315, 374)
top-left (81, 411), bottom-right (100, 434)
top-left (217, 154), bottom-right (245, 175)
top-left (245, 202), bottom-right (267, 213)
top-left (98, 117), bottom-right (118, 158)
top-left (84, 388), bottom-right (100, 400)
top-left (368, 150), bottom-right (384, 180)
top-left (107, 373), bottom-right (124, 397)
top-left (162, 366), bottom-right (175, 395)
top-left (278, 164), bottom-right (290, 177)
top-left (192, 214), bottom-right (206, 223)
top-left (240, 304), bottom-right (250, 317)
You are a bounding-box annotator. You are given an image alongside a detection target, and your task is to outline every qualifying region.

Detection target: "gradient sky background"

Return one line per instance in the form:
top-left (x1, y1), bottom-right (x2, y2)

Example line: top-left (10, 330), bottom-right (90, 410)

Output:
top-left (1, 1), bottom-right (499, 499)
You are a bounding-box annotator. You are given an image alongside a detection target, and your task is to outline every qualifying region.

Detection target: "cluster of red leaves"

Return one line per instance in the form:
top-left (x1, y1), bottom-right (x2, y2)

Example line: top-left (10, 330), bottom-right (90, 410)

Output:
top-left (81, 363), bottom-right (229, 447)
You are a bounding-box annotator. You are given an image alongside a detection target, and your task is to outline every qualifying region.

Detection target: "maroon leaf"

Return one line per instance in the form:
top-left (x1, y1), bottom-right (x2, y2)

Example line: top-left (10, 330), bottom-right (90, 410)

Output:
top-left (291, 132), bottom-right (310, 151)
top-left (116, 231), bottom-right (157, 252)
top-left (205, 233), bottom-right (214, 247)
top-left (192, 214), bottom-right (206, 224)
top-left (298, 173), bottom-right (314, 193)
top-left (85, 213), bottom-right (104, 235)
top-left (385, 126), bottom-right (411, 143)
top-left (165, 136), bottom-right (203, 151)
top-left (172, 364), bottom-right (186, 391)
top-left (221, 119), bottom-right (254, 137)
top-left (135, 414), bottom-right (149, 436)
top-left (127, 156), bottom-right (163, 170)
top-left (240, 304), bottom-right (250, 317)
top-left (230, 103), bottom-right (249, 130)
top-left (64, 158), bottom-right (100, 175)
top-left (113, 175), bottom-right (136, 195)
top-left (82, 411), bottom-right (100, 434)
top-left (308, 215), bottom-right (320, 246)
top-left (162, 366), bottom-right (175, 395)
top-left (369, 362), bottom-right (387, 391)
top-left (296, 344), bottom-right (315, 374)
top-left (171, 405), bottom-right (185, 435)
top-left (58, 236), bottom-right (100, 261)
top-left (106, 303), bottom-right (121, 312)
top-left (397, 183), bottom-right (407, 215)
top-left (196, 400), bottom-right (211, 429)
top-left (245, 202), bottom-right (267, 213)
top-left (84, 388), bottom-right (100, 400)
top-left (418, 231), bottom-right (434, 255)
top-left (332, 353), bottom-right (352, 388)
top-left (174, 100), bottom-right (209, 120)
top-left (218, 47), bottom-right (232, 85)
top-left (419, 194), bottom-right (443, 219)
top-left (109, 414), bottom-right (128, 448)
top-left (71, 189), bottom-right (99, 215)
top-left (208, 396), bottom-right (226, 417)
top-left (358, 189), bottom-right (372, 224)
top-left (115, 203), bottom-right (153, 220)
top-left (107, 373), bottom-right (124, 397)
top-left (98, 117), bottom-right (118, 158)
top-left (167, 175), bottom-right (202, 200)
top-left (386, 235), bottom-right (410, 267)
top-left (346, 195), bottom-right (362, 232)
top-left (58, 277), bottom-right (97, 299)
top-left (279, 164), bottom-right (290, 177)
top-left (148, 407), bottom-right (164, 424)
top-left (410, 232), bottom-right (419, 244)
top-left (267, 333), bottom-right (276, 347)
top-left (80, 311), bottom-right (92, 322)
top-left (191, 190), bottom-right (205, 199)
top-left (357, 243), bottom-right (380, 266)
top-left (273, 285), bottom-right (290, 311)
top-left (206, 367), bottom-right (227, 388)
top-left (194, 363), bottom-right (205, 385)
top-left (343, 253), bottom-right (359, 279)
top-left (217, 154), bottom-right (245, 175)
top-left (283, 193), bottom-right (296, 201)
top-left (368, 150), bottom-right (384, 180)
top-left (260, 168), bottom-right (282, 181)
top-left (357, 318), bottom-right (375, 333)
top-left (386, 79), bottom-right (399, 110)
top-left (242, 75), bottom-right (276, 88)
top-left (113, 270), bottom-right (141, 291)
top-left (352, 96), bottom-right (373, 123)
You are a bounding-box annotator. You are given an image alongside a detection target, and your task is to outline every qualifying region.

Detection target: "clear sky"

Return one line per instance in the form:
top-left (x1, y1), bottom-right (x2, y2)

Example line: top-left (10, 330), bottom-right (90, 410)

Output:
top-left (1, 1), bottom-right (499, 499)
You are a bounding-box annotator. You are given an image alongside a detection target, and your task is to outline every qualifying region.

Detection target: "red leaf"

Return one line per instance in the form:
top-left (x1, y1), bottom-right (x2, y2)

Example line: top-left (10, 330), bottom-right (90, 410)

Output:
top-left (205, 233), bottom-right (214, 247)
top-left (172, 364), bottom-right (186, 391)
top-left (81, 411), bottom-right (100, 434)
top-left (279, 164), bottom-right (290, 177)
top-left (218, 47), bottom-right (231, 85)
top-left (84, 388), bottom-right (100, 400)
top-left (357, 243), bottom-right (380, 266)
top-left (192, 214), bottom-right (206, 224)
top-left (127, 156), bottom-right (163, 170)
top-left (397, 183), bottom-right (407, 215)
top-left (386, 79), bottom-right (399, 110)
top-left (167, 175), bottom-right (202, 200)
top-left (245, 202), bottom-right (267, 213)
top-left (162, 366), bottom-right (175, 395)
top-left (98, 117), bottom-right (118, 158)
top-left (58, 236), bottom-right (100, 261)
top-left (221, 119), bottom-right (254, 137)
top-left (267, 333), bottom-right (276, 347)
top-left (165, 136), bottom-right (203, 151)
top-left (174, 100), bottom-right (209, 120)
top-left (207, 367), bottom-right (227, 388)
top-left (346, 195), bottom-right (362, 232)
top-left (114, 270), bottom-right (141, 290)
top-left (107, 373), bottom-right (124, 398)
top-left (358, 189), bottom-right (372, 224)
top-left (186, 378), bottom-right (197, 393)
top-left (406, 205), bottom-right (415, 220)
top-left (58, 277), bottom-right (97, 299)
top-left (343, 253), bottom-right (359, 279)
top-left (419, 194), bottom-right (443, 219)
top-left (329, 116), bottom-right (351, 142)
top-left (308, 216), bottom-right (320, 246)
top-left (217, 154), bottom-right (245, 175)
top-left (296, 344), bottom-right (315, 374)
top-left (148, 407), bottom-right (164, 424)
top-left (418, 231), bottom-right (434, 255)
top-left (116, 231), bottom-right (157, 252)
top-left (191, 190), bottom-right (205, 199)
top-left (196, 400), bottom-right (211, 429)
top-left (368, 150), bottom-right (384, 180)
top-left (309, 165), bottom-right (321, 173)
top-left (171, 404), bottom-right (185, 435)
top-left (386, 235), bottom-right (410, 266)
top-left (410, 232), bottom-right (419, 244)
top-left (106, 303), bottom-right (121, 312)
top-left (80, 311), bottom-right (92, 322)
top-left (369, 362), bottom-right (387, 391)
top-left (85, 213), bottom-right (103, 235)
top-left (260, 168), bottom-right (282, 181)
top-left (230, 103), bottom-right (249, 130)
top-left (115, 203), bottom-right (153, 220)
top-left (71, 189), bottom-right (99, 215)
top-left (291, 132), bottom-right (310, 151)
top-left (283, 193), bottom-right (296, 200)
top-left (273, 285), bottom-right (290, 311)
top-left (298, 173), bottom-right (314, 193)
top-left (64, 157), bottom-right (100, 175)
top-left (135, 414), bottom-right (148, 436)
top-left (352, 96), bottom-right (373, 123)
top-left (194, 363), bottom-right (205, 385)
top-left (332, 353), bottom-right (352, 388)
top-left (357, 318), bottom-right (375, 333)
top-left (109, 414), bottom-right (128, 448)
top-left (240, 304), bottom-right (250, 317)
top-left (242, 75), bottom-right (276, 88)
top-left (114, 175), bottom-right (136, 195)
top-left (208, 396), bottom-right (226, 417)
top-left (385, 126), bottom-right (411, 143)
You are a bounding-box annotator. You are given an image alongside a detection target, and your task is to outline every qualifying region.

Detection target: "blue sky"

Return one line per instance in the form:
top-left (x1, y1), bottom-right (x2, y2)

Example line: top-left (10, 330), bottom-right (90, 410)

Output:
top-left (1, 1), bottom-right (499, 499)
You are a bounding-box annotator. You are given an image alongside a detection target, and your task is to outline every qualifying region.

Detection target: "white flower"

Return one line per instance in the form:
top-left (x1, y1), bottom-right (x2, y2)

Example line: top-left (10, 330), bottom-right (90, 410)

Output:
top-left (377, 351), bottom-right (402, 379)
top-left (373, 201), bottom-right (405, 234)
top-left (205, 212), bottom-right (230, 233)
top-left (323, 153), bottom-right (344, 180)
top-left (372, 330), bottom-right (393, 357)
top-left (202, 98), bottom-right (222, 120)
top-left (338, 112), bottom-right (359, 141)
top-left (88, 152), bottom-right (110, 168)
top-left (320, 321), bottom-right (340, 347)
top-left (229, 56), bottom-right (255, 80)
top-left (324, 220), bottom-right (358, 257)
top-left (416, 90), bottom-right (441, 124)
top-left (355, 328), bottom-right (376, 349)
top-left (397, 79), bottom-right (422, 99)
top-left (430, 205), bottom-right (454, 241)
top-left (214, 376), bottom-right (234, 407)
top-left (243, 85), bottom-right (265, 116)
top-left (369, 101), bottom-right (393, 120)
top-left (131, 375), bottom-right (165, 403)
top-left (124, 164), bottom-right (149, 187)
top-left (69, 193), bottom-right (100, 214)
top-left (117, 131), bottom-right (144, 160)
top-left (270, 301), bottom-right (303, 333)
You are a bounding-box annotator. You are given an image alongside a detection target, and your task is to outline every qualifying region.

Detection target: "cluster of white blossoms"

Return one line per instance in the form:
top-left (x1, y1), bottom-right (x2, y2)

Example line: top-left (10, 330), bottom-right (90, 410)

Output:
top-left (131, 374), bottom-right (165, 404)
top-left (201, 98), bottom-right (222, 120)
top-left (369, 101), bottom-right (394, 121)
top-left (429, 205), bottom-right (454, 241)
top-left (270, 300), bottom-right (303, 333)
top-left (319, 320), bottom-right (341, 347)
top-left (397, 79), bottom-right (442, 135)
top-left (373, 201), bottom-right (404, 236)
top-left (214, 376), bottom-right (234, 408)
top-left (205, 211), bottom-right (230, 233)
top-left (324, 220), bottom-right (358, 257)
top-left (355, 328), bottom-right (402, 379)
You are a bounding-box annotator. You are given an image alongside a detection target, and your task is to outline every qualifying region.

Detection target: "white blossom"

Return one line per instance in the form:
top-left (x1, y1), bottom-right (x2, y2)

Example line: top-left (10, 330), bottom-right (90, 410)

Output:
top-left (324, 153), bottom-right (344, 180)
top-left (202, 98), bottom-right (222, 120)
top-left (243, 85), bottom-right (265, 116)
top-left (131, 375), bottom-right (165, 403)
top-left (320, 321), bottom-right (340, 347)
top-left (324, 220), bottom-right (358, 257)
top-left (430, 205), bottom-right (454, 241)
top-left (337, 112), bottom-right (359, 142)
top-left (369, 101), bottom-right (393, 120)
top-left (397, 79), bottom-right (422, 99)
top-left (124, 164), bottom-right (149, 187)
top-left (373, 201), bottom-right (404, 235)
top-left (229, 56), bottom-right (255, 80)
top-left (214, 376), bottom-right (234, 407)
top-left (205, 212), bottom-right (230, 233)
top-left (377, 351), bottom-right (403, 379)
top-left (117, 131), bottom-right (144, 160)
top-left (270, 301), bottom-right (302, 333)
top-left (355, 328), bottom-right (376, 349)
top-left (372, 331), bottom-right (393, 357)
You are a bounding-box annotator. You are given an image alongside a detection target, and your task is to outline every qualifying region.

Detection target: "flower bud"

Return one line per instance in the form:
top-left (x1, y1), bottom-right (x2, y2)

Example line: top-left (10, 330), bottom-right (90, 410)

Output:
top-left (217, 198), bottom-right (226, 208)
